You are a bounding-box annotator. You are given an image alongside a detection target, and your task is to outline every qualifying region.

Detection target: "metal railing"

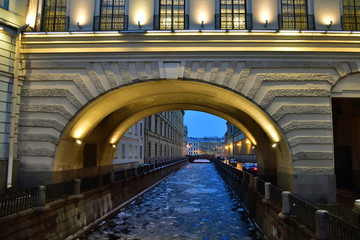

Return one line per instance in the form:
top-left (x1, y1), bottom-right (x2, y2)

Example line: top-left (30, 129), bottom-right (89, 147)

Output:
top-left (0, 188), bottom-right (37, 217)
top-left (0, 158), bottom-right (187, 218)
top-left (269, 184), bottom-right (283, 209)
top-left (289, 194), bottom-right (318, 231)
top-left (45, 181), bottom-right (73, 203)
top-left (213, 158), bottom-right (360, 239)
top-left (327, 212), bottom-right (360, 240)
top-left (257, 178), bottom-right (265, 196)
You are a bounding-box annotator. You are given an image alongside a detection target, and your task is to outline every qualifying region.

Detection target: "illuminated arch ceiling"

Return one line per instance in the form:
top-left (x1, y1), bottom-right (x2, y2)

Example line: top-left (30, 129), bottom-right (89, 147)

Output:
top-left (55, 80), bottom-right (289, 170)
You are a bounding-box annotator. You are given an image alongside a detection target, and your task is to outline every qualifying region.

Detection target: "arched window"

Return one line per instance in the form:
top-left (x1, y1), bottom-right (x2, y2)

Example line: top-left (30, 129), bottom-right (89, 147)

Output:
top-left (280, 0), bottom-right (309, 30)
top-left (342, 0), bottom-right (360, 30)
top-left (95, 0), bottom-right (127, 31)
top-left (41, 0), bottom-right (68, 32)
top-left (157, 0), bottom-right (186, 30)
top-left (219, 0), bottom-right (248, 30)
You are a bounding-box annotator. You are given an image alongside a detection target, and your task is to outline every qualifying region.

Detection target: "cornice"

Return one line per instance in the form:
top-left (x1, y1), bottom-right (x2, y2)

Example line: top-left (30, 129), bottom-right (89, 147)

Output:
top-left (21, 32), bottom-right (360, 55)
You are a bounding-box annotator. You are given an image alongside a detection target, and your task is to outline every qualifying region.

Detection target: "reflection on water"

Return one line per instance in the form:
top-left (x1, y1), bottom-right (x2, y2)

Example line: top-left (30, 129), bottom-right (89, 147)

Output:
top-left (81, 163), bottom-right (263, 240)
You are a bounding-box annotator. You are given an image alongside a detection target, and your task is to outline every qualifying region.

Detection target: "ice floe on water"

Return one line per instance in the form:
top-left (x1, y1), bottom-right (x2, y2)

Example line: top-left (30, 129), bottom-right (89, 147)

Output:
top-left (81, 163), bottom-right (263, 240)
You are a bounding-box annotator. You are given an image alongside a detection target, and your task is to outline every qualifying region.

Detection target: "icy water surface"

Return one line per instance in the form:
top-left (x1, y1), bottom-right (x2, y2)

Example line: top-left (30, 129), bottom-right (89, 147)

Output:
top-left (81, 163), bottom-right (263, 240)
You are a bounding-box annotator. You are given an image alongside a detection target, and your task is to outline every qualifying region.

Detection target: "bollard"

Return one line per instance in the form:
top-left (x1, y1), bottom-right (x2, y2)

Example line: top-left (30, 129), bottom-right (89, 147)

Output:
top-left (254, 177), bottom-right (258, 192)
top-left (265, 182), bottom-right (271, 200)
top-left (249, 175), bottom-right (254, 190)
top-left (242, 171), bottom-right (247, 184)
top-left (73, 179), bottom-right (81, 195)
top-left (316, 210), bottom-right (329, 240)
top-left (36, 185), bottom-right (46, 207)
top-left (282, 191), bottom-right (291, 215)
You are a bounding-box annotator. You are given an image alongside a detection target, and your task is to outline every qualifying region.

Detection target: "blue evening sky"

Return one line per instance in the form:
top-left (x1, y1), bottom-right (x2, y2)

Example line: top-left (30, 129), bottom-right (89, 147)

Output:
top-left (184, 111), bottom-right (227, 138)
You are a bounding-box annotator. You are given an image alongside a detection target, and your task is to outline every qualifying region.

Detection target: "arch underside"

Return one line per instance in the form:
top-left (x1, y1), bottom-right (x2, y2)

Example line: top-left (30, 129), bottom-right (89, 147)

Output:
top-left (54, 80), bottom-right (291, 188)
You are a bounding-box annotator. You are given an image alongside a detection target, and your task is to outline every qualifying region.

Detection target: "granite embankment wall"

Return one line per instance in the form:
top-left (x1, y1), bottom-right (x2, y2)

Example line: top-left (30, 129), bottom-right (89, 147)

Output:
top-left (0, 160), bottom-right (187, 240)
top-left (214, 160), bottom-right (315, 240)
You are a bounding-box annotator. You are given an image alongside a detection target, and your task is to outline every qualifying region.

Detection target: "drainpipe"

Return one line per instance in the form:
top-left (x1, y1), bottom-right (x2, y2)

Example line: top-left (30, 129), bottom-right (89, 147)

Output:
top-left (7, 24), bottom-right (28, 189)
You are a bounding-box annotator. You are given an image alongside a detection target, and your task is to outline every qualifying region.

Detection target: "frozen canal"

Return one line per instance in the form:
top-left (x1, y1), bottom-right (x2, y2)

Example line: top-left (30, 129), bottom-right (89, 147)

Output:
top-left (81, 163), bottom-right (263, 240)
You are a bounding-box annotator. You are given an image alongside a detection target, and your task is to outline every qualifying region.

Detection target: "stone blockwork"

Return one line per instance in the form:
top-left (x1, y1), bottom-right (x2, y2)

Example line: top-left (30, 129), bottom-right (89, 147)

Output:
top-left (0, 160), bottom-right (187, 240)
top-left (19, 53), bottom-right (360, 202)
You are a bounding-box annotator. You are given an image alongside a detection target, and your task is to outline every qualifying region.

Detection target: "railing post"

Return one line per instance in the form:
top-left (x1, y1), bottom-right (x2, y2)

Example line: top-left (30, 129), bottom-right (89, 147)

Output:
top-left (316, 210), bottom-right (329, 240)
top-left (73, 179), bottom-right (81, 195)
top-left (242, 171), bottom-right (247, 184)
top-left (254, 177), bottom-right (258, 192)
top-left (36, 185), bottom-right (46, 207)
top-left (134, 167), bottom-right (138, 176)
top-left (249, 174), bottom-right (254, 190)
top-left (282, 191), bottom-right (291, 215)
top-left (124, 169), bottom-right (128, 179)
top-left (265, 182), bottom-right (271, 200)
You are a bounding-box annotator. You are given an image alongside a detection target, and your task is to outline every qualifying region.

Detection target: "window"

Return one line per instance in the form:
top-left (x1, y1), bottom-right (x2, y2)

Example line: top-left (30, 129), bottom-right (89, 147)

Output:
top-left (97, 0), bottom-right (127, 31)
top-left (159, 0), bottom-right (186, 30)
top-left (220, 0), bottom-right (247, 30)
top-left (140, 146), bottom-right (143, 159)
top-left (0, 0), bottom-right (9, 10)
top-left (129, 145), bottom-right (132, 158)
top-left (280, 0), bottom-right (308, 30)
top-left (135, 146), bottom-right (138, 158)
top-left (128, 126), bottom-right (132, 134)
top-left (343, 0), bottom-right (360, 30)
top-left (41, 0), bottom-right (68, 32)
top-left (121, 144), bottom-right (125, 158)
top-left (140, 122), bottom-right (143, 136)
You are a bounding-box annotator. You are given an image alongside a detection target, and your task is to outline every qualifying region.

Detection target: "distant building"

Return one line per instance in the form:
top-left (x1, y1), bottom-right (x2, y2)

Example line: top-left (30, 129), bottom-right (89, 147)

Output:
top-left (187, 137), bottom-right (224, 156)
top-left (183, 125), bottom-right (188, 156)
top-left (113, 120), bottom-right (144, 170)
top-left (144, 111), bottom-right (184, 164)
top-left (187, 138), bottom-right (200, 155)
top-left (225, 122), bottom-right (256, 162)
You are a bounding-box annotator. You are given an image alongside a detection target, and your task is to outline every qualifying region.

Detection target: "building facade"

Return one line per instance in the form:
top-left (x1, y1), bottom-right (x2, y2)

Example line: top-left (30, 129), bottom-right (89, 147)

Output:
top-left (0, 0), bottom-right (28, 189)
top-left (144, 111), bottom-right (184, 164)
top-left (225, 122), bottom-right (256, 162)
top-left (187, 137), bottom-right (224, 156)
top-left (113, 119), bottom-right (144, 170)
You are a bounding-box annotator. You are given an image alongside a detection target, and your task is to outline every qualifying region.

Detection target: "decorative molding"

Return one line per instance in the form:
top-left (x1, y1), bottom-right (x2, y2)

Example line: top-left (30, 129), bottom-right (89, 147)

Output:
top-left (282, 120), bottom-right (332, 133)
top-left (293, 151), bottom-right (333, 161)
top-left (258, 88), bottom-right (330, 109)
top-left (20, 104), bottom-right (74, 120)
top-left (271, 105), bottom-right (331, 122)
top-left (293, 166), bottom-right (334, 175)
top-left (288, 136), bottom-right (333, 148)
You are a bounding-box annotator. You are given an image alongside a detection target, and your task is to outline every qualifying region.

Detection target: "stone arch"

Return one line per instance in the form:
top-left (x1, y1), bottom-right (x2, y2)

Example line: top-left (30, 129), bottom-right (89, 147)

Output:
top-left (19, 58), bottom-right (345, 203)
top-left (53, 80), bottom-right (291, 186)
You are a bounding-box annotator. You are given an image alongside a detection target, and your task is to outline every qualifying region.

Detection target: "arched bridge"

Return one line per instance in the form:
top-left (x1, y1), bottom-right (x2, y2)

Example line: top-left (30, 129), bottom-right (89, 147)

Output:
top-left (13, 31), bottom-right (360, 204)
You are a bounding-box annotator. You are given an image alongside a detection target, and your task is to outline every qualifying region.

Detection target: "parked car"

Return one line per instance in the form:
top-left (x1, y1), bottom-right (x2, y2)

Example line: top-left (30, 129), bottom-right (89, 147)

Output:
top-left (229, 158), bottom-right (237, 167)
top-left (353, 199), bottom-right (360, 220)
top-left (243, 163), bottom-right (258, 175)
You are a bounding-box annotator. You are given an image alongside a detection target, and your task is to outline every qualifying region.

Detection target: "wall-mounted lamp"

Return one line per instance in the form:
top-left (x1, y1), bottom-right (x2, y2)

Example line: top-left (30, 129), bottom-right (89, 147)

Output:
top-left (112, 144), bottom-right (116, 148)
top-left (138, 21), bottom-right (141, 29)
top-left (201, 20), bottom-right (204, 28)
top-left (264, 20), bottom-right (268, 28)
top-left (272, 143), bottom-right (277, 148)
top-left (76, 22), bottom-right (82, 30)
top-left (75, 139), bottom-right (82, 145)
top-left (327, 20), bottom-right (333, 29)
top-left (0, 27), bottom-right (3, 31)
